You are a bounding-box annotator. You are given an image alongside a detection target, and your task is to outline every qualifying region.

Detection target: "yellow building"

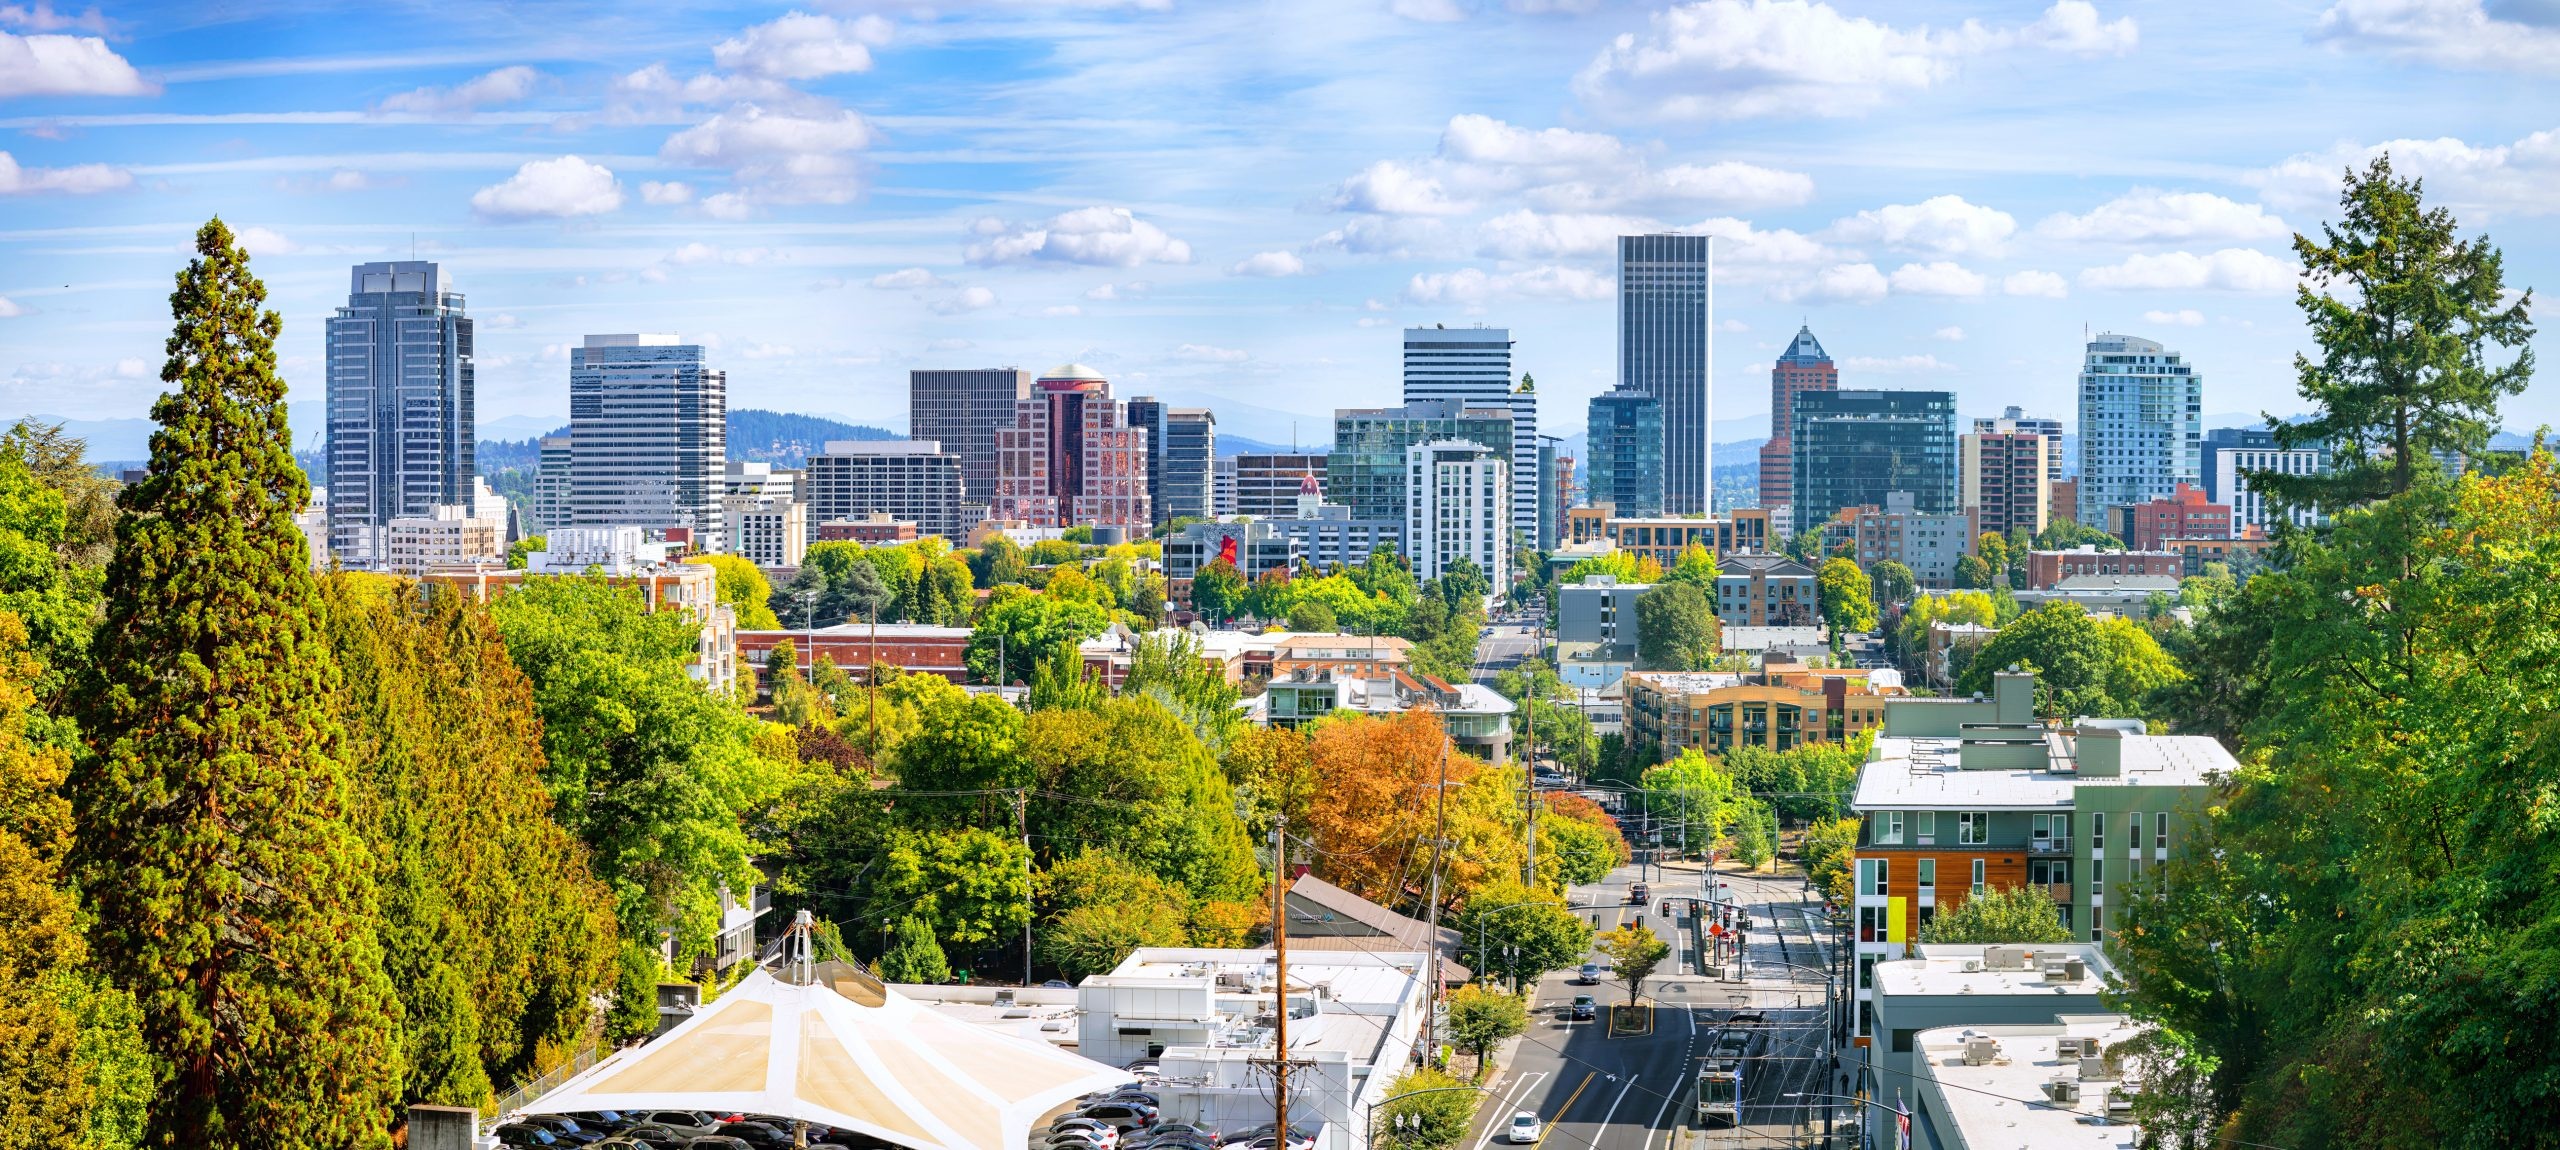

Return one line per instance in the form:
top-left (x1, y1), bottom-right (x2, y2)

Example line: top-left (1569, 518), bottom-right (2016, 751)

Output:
top-left (1624, 660), bottom-right (1904, 754)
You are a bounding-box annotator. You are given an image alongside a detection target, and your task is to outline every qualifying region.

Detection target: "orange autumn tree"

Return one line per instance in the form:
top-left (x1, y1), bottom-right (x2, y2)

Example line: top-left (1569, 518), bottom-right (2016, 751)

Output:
top-left (1300, 709), bottom-right (1529, 912)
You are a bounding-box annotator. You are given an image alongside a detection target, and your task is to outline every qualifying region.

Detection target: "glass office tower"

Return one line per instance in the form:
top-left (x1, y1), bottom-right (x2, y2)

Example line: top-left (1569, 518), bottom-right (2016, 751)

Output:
top-left (1789, 389), bottom-right (1959, 532)
top-left (324, 260), bottom-right (474, 565)
top-left (1585, 386), bottom-right (1665, 517)
top-left (1618, 233), bottom-right (1713, 514)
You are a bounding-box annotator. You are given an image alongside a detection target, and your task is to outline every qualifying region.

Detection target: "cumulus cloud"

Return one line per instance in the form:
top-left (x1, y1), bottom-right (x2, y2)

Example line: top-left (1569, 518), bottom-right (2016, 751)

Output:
top-left (1573, 0), bottom-right (2135, 120)
top-left (1843, 354), bottom-right (1956, 373)
top-left (1887, 261), bottom-right (1988, 296)
top-left (1685, 217), bottom-right (1837, 271)
top-left (931, 286), bottom-right (997, 314)
top-left (1085, 282), bottom-right (1151, 301)
top-left (1779, 263), bottom-right (1890, 304)
top-left (0, 28), bottom-right (152, 98)
top-left (1933, 326), bottom-right (1965, 341)
top-left (470, 155), bottom-right (624, 220)
top-left (1174, 343), bottom-right (1250, 362)
top-left (375, 65), bottom-right (538, 115)
top-left (702, 192), bottom-right (753, 220)
top-left (1828, 194), bottom-right (2015, 256)
top-left (1229, 250), bottom-right (1310, 277)
top-left (2250, 128), bottom-right (2560, 217)
top-left (661, 104), bottom-right (875, 205)
top-left (1391, 0), bottom-right (1468, 18)
top-left (0, 296), bottom-right (22, 318)
top-left (1309, 216), bottom-right (1449, 258)
top-left (612, 63), bottom-right (799, 114)
top-left (0, 4), bottom-right (113, 33)
top-left (1432, 114), bottom-right (1814, 211)
top-left (640, 180), bottom-right (695, 205)
top-left (2036, 189), bottom-right (2289, 243)
top-left (0, 150), bottom-right (129, 195)
top-left (2314, 0), bottom-right (2560, 73)
top-left (2079, 248), bottom-right (2296, 293)
top-left (870, 267), bottom-right (948, 290)
top-left (713, 11), bottom-right (892, 79)
top-left (967, 207), bottom-right (1192, 268)
top-left (1330, 160), bottom-right (1470, 216)
top-left (2003, 270), bottom-right (2070, 298)
top-left (2144, 308), bottom-right (2206, 326)
top-left (1476, 210), bottom-right (1657, 258)
top-left (1406, 265), bottom-right (1614, 304)
top-left (235, 227), bottom-right (296, 256)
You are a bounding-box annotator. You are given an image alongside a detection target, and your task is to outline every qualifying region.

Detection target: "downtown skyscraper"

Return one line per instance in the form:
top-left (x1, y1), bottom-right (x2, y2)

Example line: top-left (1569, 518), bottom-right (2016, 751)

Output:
top-left (324, 261), bottom-right (474, 565)
top-left (1618, 234), bottom-right (1713, 514)
top-left (1403, 325), bottom-right (1538, 546)
top-left (2076, 332), bottom-right (2202, 525)
top-left (569, 334), bottom-right (728, 549)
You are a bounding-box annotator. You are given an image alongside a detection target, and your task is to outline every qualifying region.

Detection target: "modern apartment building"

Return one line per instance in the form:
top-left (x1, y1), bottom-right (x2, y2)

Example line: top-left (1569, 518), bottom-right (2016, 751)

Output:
top-left (1960, 426), bottom-right (2053, 539)
top-left (1599, 510), bottom-right (1774, 566)
top-left (1211, 458), bottom-right (1237, 516)
top-left (1159, 407), bottom-right (1216, 524)
top-left (381, 501), bottom-right (504, 575)
top-left (1624, 661), bottom-right (1903, 756)
top-left (2201, 426), bottom-right (2325, 533)
top-left (531, 434), bottom-right (573, 534)
top-left (1585, 386), bottom-right (1665, 518)
top-left (1791, 389), bottom-right (1959, 533)
top-left (1556, 575), bottom-right (1649, 650)
top-left (1715, 552), bottom-right (1819, 627)
top-left (1404, 325), bottom-right (1539, 546)
top-left (1759, 325), bottom-right (1837, 520)
top-left (1854, 491), bottom-right (1977, 590)
top-left (908, 367), bottom-right (1034, 504)
top-left (2108, 483), bottom-right (2231, 551)
top-left (1403, 439), bottom-right (1508, 588)
top-left (723, 460), bottom-right (798, 502)
top-left (990, 364), bottom-right (1152, 534)
top-left (1971, 406), bottom-right (2065, 481)
top-left (1234, 453), bottom-right (1327, 520)
top-left (1847, 671), bottom-right (2229, 1037)
top-left (723, 494), bottom-right (806, 567)
top-left (1329, 399), bottom-right (1516, 528)
top-left (1538, 436), bottom-right (1560, 551)
top-left (1618, 233), bottom-right (1713, 514)
top-left (568, 334), bottom-right (727, 549)
top-left (324, 260), bottom-right (475, 566)
top-left (2077, 333), bottom-right (2202, 526)
top-left (804, 439), bottom-right (970, 538)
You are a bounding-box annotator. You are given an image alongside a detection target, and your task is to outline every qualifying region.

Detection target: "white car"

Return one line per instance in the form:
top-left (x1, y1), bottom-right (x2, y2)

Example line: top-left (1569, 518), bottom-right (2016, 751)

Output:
top-left (1507, 1111), bottom-right (1542, 1144)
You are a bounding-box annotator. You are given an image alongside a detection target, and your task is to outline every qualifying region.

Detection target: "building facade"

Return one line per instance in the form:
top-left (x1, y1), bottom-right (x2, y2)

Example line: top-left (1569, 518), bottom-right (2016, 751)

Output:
top-left (1329, 399), bottom-right (1516, 528)
top-left (990, 365), bottom-right (1152, 534)
top-left (1790, 389), bottom-right (1959, 533)
top-left (1159, 407), bottom-right (1216, 524)
top-left (2023, 547), bottom-right (2183, 590)
top-left (1716, 552), bottom-right (1818, 627)
top-left (1234, 453), bottom-right (1327, 519)
top-left (1971, 406), bottom-right (2064, 480)
top-left (723, 494), bottom-right (806, 567)
top-left (1618, 233), bottom-right (1713, 514)
top-left (531, 434), bottom-right (573, 534)
top-left (1625, 663), bottom-right (1903, 756)
top-left (2109, 483), bottom-right (2230, 551)
top-left (2077, 333), bottom-right (2202, 526)
top-left (324, 260), bottom-right (475, 566)
top-left (1403, 325), bottom-right (1538, 547)
top-left (1854, 491), bottom-right (1977, 590)
top-left (381, 501), bottom-right (504, 574)
top-left (1602, 510), bottom-right (1772, 566)
top-left (569, 334), bottom-right (728, 549)
top-left (1556, 576), bottom-right (1649, 650)
top-left (1585, 386), bottom-right (1665, 518)
top-left (2202, 426), bottom-right (2325, 534)
top-left (1758, 325), bottom-right (1837, 520)
top-left (908, 368), bottom-right (1033, 505)
top-left (1404, 439), bottom-right (1508, 588)
top-left (804, 439), bottom-right (970, 539)
top-left (1959, 428), bottom-right (2051, 539)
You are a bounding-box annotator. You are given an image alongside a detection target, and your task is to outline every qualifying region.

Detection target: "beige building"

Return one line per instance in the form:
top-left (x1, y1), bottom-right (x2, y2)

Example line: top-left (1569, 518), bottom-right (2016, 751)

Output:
top-left (382, 503), bottom-right (503, 574)
top-left (1625, 660), bottom-right (1905, 755)
top-left (1271, 634), bottom-right (1413, 679)
top-left (723, 494), bottom-right (807, 567)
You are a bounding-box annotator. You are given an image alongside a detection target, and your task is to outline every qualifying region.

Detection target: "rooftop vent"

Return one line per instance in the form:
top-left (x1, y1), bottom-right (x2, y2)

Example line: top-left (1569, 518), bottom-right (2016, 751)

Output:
top-left (1963, 1037), bottom-right (2005, 1066)
top-left (1984, 946), bottom-right (2032, 970)
top-left (2041, 1077), bottom-right (2082, 1104)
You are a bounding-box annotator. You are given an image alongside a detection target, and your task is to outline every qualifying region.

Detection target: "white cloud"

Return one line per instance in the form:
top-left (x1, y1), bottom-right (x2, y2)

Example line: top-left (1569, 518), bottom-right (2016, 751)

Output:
top-left (1573, 0), bottom-right (2136, 120)
top-left (661, 104), bottom-right (875, 204)
top-left (2079, 248), bottom-right (2297, 293)
top-left (668, 242), bottom-right (721, 264)
top-left (612, 64), bottom-right (799, 114)
top-left (1040, 305), bottom-right (1083, 317)
top-left (1887, 261), bottom-right (1987, 297)
top-left (113, 356), bottom-right (146, 376)
top-left (1309, 215), bottom-right (1448, 258)
top-left (1391, 0), bottom-right (1468, 18)
top-left (327, 169), bottom-right (374, 192)
top-left (1716, 317), bottom-right (1750, 332)
top-left (640, 180), bottom-right (695, 205)
top-left (1439, 113), bottom-right (1629, 168)
top-left (1933, 325), bottom-right (1965, 341)
top-left (1685, 217), bottom-right (1837, 271)
top-left (931, 286), bottom-right (997, 314)
top-left (713, 11), bottom-right (892, 80)
top-left (375, 65), bottom-right (538, 115)
top-left (702, 192), bottom-right (754, 220)
top-left (1779, 262), bottom-right (1890, 303)
top-left (1404, 265), bottom-right (1614, 304)
top-left (2037, 189), bottom-right (2289, 243)
top-left (235, 226), bottom-right (296, 256)
top-left (1476, 209), bottom-right (1657, 258)
top-left (2144, 308), bottom-right (2207, 326)
top-left (1432, 114), bottom-right (1814, 211)
top-left (0, 296), bottom-right (22, 318)
top-left (1175, 343), bottom-right (1251, 362)
top-left (1085, 281), bottom-right (1152, 301)
top-left (484, 313), bottom-right (523, 329)
top-left (2314, 0), bottom-right (2560, 73)
top-left (1330, 160), bottom-right (1470, 216)
top-left (2003, 270), bottom-right (2070, 298)
top-left (0, 150), bottom-right (129, 195)
top-left (1229, 250), bottom-right (1310, 277)
top-left (0, 4), bottom-right (113, 34)
top-left (1829, 194), bottom-right (2015, 256)
top-left (1843, 354), bottom-right (1956, 373)
top-left (967, 206), bottom-right (1192, 268)
top-left (2251, 129), bottom-right (2560, 217)
top-left (469, 155), bottom-right (623, 220)
top-left (0, 29), bottom-right (152, 98)
top-left (870, 267), bottom-right (948, 290)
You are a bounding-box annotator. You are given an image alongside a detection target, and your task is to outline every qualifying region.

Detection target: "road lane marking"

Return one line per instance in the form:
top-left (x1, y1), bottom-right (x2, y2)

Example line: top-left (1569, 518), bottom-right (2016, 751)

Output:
top-left (1473, 1071), bottom-right (1550, 1150)
top-left (1551, 1071), bottom-right (1597, 1126)
top-left (1642, 1006), bottom-right (1702, 1150)
top-left (1593, 1074), bottom-right (1641, 1139)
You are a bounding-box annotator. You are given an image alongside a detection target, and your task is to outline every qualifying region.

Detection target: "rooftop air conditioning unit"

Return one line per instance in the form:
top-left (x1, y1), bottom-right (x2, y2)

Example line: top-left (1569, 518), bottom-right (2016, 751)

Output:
top-left (2080, 1054), bottom-right (2118, 1080)
top-left (2042, 1077), bottom-right (2082, 1104)
top-left (2063, 957), bottom-right (2089, 981)
top-left (1962, 960), bottom-right (1984, 973)
top-left (2105, 1088), bottom-right (2136, 1116)
top-left (1984, 946), bottom-right (2030, 970)
top-left (1963, 1037), bottom-right (2003, 1066)
top-left (2054, 1037), bottom-right (2088, 1059)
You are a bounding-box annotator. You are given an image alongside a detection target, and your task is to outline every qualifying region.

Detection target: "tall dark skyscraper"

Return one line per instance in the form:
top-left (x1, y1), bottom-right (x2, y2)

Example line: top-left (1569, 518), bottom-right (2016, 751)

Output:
top-left (324, 260), bottom-right (474, 566)
top-left (1584, 386), bottom-right (1664, 517)
top-left (1790, 389), bottom-right (1959, 532)
top-left (909, 367), bottom-right (1034, 506)
top-left (1617, 233), bottom-right (1712, 514)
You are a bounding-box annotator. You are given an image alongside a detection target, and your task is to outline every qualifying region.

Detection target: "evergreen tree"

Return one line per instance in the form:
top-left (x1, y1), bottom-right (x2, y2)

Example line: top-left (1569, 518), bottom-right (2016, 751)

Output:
top-left (71, 220), bottom-right (401, 1149)
top-left (877, 916), bottom-right (950, 984)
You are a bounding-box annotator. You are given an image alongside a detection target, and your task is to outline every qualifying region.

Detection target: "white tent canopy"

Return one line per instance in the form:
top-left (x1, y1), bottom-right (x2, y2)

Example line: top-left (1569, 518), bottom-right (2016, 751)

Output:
top-left (526, 964), bottom-right (1129, 1150)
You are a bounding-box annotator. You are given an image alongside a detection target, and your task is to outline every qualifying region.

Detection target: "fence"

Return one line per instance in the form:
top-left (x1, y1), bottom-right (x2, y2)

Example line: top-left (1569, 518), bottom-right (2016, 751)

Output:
top-left (484, 1021), bottom-right (608, 1120)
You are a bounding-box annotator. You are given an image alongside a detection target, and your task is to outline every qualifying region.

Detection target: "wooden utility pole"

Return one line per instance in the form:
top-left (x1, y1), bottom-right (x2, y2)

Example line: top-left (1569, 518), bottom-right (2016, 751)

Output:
top-left (1422, 742), bottom-right (1449, 1064)
top-left (1269, 814), bottom-right (1294, 1149)
top-left (1015, 788), bottom-right (1033, 986)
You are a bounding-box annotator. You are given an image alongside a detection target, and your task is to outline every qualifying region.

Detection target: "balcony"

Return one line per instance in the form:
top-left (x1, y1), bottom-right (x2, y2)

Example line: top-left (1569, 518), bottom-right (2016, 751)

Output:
top-left (2028, 837), bottom-right (2073, 856)
top-left (2040, 883), bottom-right (2073, 902)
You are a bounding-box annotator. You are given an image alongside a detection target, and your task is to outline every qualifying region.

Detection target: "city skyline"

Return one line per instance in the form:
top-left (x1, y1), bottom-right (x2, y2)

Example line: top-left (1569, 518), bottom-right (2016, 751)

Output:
top-left (1, 1), bottom-right (2554, 449)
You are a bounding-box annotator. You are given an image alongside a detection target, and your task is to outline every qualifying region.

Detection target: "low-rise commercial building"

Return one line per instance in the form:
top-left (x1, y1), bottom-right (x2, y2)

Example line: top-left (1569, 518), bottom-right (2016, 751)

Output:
top-left (1865, 944), bottom-right (2115, 1142)
top-left (1271, 634), bottom-right (1412, 679)
top-left (1906, 1015), bottom-right (2148, 1150)
top-left (1556, 575), bottom-right (1649, 648)
top-left (1624, 661), bottom-right (1904, 756)
top-left (1259, 667), bottom-right (1515, 763)
top-left (2023, 547), bottom-right (2183, 590)
top-left (1716, 552), bottom-right (1819, 628)
top-left (1601, 510), bottom-right (1772, 566)
top-left (816, 513), bottom-right (918, 544)
top-left (737, 623), bottom-right (974, 683)
top-left (2014, 575), bottom-right (2183, 617)
top-left (2160, 533), bottom-right (2272, 574)
top-left (1853, 492), bottom-right (1976, 589)
top-left (2107, 483), bottom-right (2230, 551)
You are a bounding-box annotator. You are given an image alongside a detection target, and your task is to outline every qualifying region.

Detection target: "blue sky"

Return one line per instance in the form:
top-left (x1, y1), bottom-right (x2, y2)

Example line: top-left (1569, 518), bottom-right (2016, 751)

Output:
top-left (1, 0), bottom-right (2554, 450)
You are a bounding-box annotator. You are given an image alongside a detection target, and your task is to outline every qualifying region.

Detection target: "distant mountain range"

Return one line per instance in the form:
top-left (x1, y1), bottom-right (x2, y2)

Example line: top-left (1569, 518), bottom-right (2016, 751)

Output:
top-left (473, 409), bottom-right (899, 473)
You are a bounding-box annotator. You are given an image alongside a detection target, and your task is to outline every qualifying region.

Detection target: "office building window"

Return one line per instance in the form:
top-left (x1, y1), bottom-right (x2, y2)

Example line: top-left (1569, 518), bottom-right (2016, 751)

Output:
top-left (1858, 858), bottom-right (1889, 897)
top-left (2092, 812), bottom-right (2106, 851)
top-left (1915, 811), bottom-right (1937, 843)
top-left (1875, 811), bottom-right (1904, 845)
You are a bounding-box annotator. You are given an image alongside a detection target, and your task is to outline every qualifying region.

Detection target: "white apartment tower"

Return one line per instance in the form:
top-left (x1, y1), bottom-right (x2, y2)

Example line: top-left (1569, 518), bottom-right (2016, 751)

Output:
top-left (569, 334), bottom-right (728, 550)
top-left (1404, 325), bottom-right (1538, 548)
top-left (1404, 439), bottom-right (1509, 592)
top-left (2076, 333), bottom-right (2201, 526)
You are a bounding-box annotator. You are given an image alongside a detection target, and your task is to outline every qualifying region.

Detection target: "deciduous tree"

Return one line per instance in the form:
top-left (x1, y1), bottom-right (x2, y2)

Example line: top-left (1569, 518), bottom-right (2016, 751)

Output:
top-left (1635, 581), bottom-right (1718, 671)
top-left (1817, 557), bottom-right (1877, 636)
top-left (1917, 885), bottom-right (2072, 944)
top-left (1443, 985), bottom-right (1528, 1071)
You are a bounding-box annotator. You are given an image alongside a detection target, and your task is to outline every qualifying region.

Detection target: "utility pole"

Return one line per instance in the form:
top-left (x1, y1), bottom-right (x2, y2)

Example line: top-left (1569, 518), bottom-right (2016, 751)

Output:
top-left (1267, 814), bottom-right (1295, 1150)
top-left (1014, 789), bottom-right (1032, 986)
top-left (1524, 618), bottom-right (1540, 889)
top-left (1422, 741), bottom-right (1450, 1065)
top-left (868, 604), bottom-right (882, 748)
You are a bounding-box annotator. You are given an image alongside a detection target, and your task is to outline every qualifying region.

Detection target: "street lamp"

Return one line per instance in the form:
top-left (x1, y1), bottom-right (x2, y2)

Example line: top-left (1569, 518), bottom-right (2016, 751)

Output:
top-left (1363, 1082), bottom-right (1497, 1150)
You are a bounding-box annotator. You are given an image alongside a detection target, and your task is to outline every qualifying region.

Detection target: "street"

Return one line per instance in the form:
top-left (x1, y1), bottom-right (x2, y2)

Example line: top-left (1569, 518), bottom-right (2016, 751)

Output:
top-left (1471, 619), bottom-right (1540, 685)
top-left (1457, 858), bottom-right (1849, 1150)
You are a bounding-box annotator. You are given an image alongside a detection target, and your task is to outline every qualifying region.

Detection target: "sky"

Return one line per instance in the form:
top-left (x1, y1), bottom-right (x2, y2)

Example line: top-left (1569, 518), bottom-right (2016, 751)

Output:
top-left (1, 0), bottom-right (2555, 451)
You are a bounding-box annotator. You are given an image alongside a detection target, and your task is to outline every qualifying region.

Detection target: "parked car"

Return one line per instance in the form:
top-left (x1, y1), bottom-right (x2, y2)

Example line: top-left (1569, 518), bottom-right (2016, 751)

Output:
top-left (494, 1125), bottom-right (564, 1148)
top-left (1107, 1089), bottom-right (1163, 1109)
top-left (1045, 1119), bottom-right (1120, 1147)
top-left (710, 1122), bottom-right (798, 1148)
top-left (683, 1139), bottom-right (753, 1150)
top-left (1143, 1123), bottom-right (1220, 1144)
top-left (1507, 1111), bottom-right (1543, 1144)
top-left (1569, 994), bottom-right (1597, 1021)
top-left (632, 1113), bottom-right (720, 1138)
top-left (520, 1116), bottom-right (612, 1146)
top-left (1577, 962), bottom-right (1600, 984)
top-left (611, 1127), bottom-right (690, 1150)
top-left (1074, 1103), bottom-right (1159, 1132)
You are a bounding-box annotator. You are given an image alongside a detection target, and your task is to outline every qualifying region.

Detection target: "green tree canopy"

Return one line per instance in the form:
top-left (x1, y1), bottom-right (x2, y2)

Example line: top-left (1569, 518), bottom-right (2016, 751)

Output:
top-left (877, 916), bottom-right (951, 984)
top-left (1870, 559), bottom-right (1917, 606)
top-left (686, 553), bottom-right (783, 629)
top-left (1951, 553), bottom-right (1996, 590)
top-left (1918, 884), bottom-right (2074, 944)
top-left (1447, 878), bottom-right (1593, 990)
top-left (1596, 923), bottom-right (1669, 1004)
top-left (1443, 984), bottom-right (1528, 1068)
top-left (0, 611), bottom-right (94, 1147)
top-left (966, 590), bottom-right (1110, 685)
top-left (871, 828), bottom-right (1031, 958)
top-left (1817, 557), bottom-right (1877, 636)
top-left (1026, 697), bottom-right (1263, 905)
top-left (1634, 581), bottom-right (1719, 671)
top-left (1954, 601), bottom-right (2184, 720)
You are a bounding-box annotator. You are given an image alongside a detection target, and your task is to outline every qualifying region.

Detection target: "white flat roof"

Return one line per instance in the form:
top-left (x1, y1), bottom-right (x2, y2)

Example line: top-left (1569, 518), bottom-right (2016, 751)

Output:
top-left (1873, 945), bottom-right (2113, 998)
top-left (1103, 947), bottom-right (1428, 1012)
top-left (1854, 734), bottom-right (2231, 810)
top-left (1915, 1015), bottom-right (2148, 1150)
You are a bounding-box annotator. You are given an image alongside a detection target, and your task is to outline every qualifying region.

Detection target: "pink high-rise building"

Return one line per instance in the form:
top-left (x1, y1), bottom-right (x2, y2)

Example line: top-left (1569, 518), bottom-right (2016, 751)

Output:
top-left (990, 364), bottom-right (1152, 533)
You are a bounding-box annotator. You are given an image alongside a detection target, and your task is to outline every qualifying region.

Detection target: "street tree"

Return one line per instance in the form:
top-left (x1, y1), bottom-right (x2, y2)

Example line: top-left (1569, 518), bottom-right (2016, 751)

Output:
top-left (1376, 1067), bottom-right (1477, 1149)
top-left (1443, 985), bottom-right (1529, 1074)
top-left (1189, 557), bottom-right (1246, 622)
top-left (877, 917), bottom-right (951, 984)
top-left (1596, 923), bottom-right (1670, 1008)
top-left (1635, 581), bottom-right (1718, 671)
top-left (1952, 553), bottom-right (1996, 590)
top-left (1870, 560), bottom-right (1917, 607)
top-left (1817, 557), bottom-right (1877, 637)
top-left (1448, 879), bottom-right (1593, 989)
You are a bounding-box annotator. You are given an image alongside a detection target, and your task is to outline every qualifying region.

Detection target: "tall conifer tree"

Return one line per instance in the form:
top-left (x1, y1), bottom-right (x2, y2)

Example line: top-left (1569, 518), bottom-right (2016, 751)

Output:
top-left (71, 219), bottom-right (400, 1149)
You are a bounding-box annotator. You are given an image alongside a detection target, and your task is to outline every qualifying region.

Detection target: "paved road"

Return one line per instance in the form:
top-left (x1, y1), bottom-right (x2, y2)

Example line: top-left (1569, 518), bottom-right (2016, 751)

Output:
top-left (1459, 861), bottom-right (1848, 1150)
top-left (1471, 622), bottom-right (1540, 686)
